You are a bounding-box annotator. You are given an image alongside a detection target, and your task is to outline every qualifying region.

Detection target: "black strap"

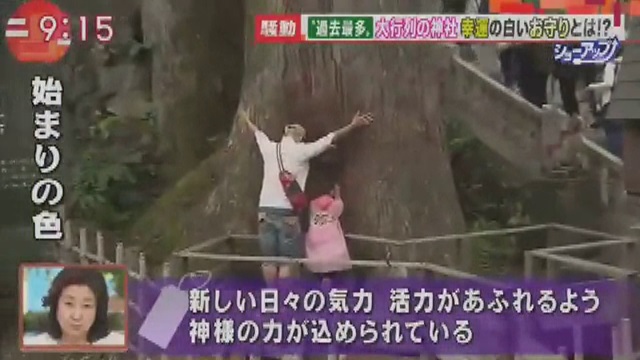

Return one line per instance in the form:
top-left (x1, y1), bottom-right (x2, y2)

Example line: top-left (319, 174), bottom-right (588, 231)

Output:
top-left (276, 142), bottom-right (285, 172)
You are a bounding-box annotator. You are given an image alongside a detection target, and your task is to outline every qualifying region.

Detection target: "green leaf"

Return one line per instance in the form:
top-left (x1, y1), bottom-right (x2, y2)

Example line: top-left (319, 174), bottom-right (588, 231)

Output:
top-left (69, 114), bottom-right (158, 230)
top-left (97, 116), bottom-right (123, 139)
top-left (120, 151), bottom-right (144, 164)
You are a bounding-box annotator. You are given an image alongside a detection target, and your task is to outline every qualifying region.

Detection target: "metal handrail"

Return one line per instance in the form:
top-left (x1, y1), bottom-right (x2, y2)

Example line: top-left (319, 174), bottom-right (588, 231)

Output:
top-left (191, 223), bottom-right (628, 250)
top-left (536, 239), bottom-right (637, 254)
top-left (175, 250), bottom-right (506, 286)
top-left (528, 250), bottom-right (638, 278)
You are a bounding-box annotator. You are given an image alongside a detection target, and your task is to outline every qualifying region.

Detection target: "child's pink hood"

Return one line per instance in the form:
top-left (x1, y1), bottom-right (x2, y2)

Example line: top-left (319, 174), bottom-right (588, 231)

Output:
top-left (311, 195), bottom-right (334, 211)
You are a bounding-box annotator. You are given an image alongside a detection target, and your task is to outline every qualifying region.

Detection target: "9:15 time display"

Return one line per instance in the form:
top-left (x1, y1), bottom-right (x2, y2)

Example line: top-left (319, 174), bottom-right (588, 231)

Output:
top-left (39, 15), bottom-right (114, 44)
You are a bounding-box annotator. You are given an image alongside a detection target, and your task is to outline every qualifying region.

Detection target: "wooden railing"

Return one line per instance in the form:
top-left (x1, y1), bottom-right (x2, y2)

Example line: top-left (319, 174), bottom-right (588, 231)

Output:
top-left (56, 219), bottom-right (178, 360)
top-left (57, 218), bottom-right (639, 360)
top-left (173, 224), bottom-right (637, 360)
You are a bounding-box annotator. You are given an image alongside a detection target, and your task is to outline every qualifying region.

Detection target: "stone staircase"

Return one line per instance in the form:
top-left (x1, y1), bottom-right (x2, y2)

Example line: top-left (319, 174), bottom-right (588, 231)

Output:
top-left (442, 44), bottom-right (626, 216)
top-left (436, 46), bottom-right (630, 360)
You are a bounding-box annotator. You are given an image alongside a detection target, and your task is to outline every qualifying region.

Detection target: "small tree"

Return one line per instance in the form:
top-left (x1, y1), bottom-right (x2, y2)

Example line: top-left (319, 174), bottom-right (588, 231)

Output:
top-left (104, 270), bottom-right (126, 297)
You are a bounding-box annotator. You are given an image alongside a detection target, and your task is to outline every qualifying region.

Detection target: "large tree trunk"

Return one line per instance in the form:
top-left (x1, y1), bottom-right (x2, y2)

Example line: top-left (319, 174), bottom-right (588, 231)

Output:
top-left (196, 0), bottom-right (466, 271)
top-left (140, 0), bottom-right (244, 179)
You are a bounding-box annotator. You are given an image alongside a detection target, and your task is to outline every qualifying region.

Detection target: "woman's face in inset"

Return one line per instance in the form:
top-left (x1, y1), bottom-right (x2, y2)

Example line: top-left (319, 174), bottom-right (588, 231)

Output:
top-left (56, 284), bottom-right (97, 342)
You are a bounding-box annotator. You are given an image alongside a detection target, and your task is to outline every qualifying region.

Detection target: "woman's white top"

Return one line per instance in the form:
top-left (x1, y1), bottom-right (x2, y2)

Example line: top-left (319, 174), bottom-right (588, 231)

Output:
top-left (23, 331), bottom-right (125, 346)
top-left (587, 56), bottom-right (622, 112)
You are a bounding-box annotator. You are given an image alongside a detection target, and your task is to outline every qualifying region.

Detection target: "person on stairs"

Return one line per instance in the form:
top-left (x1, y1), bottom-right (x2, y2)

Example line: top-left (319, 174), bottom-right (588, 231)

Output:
top-left (497, 43), bottom-right (521, 93)
top-left (239, 108), bottom-right (373, 284)
top-left (587, 53), bottom-right (623, 158)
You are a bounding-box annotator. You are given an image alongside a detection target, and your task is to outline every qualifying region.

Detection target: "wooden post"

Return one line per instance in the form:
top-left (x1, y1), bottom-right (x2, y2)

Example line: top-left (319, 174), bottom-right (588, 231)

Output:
top-left (397, 266), bottom-right (409, 278)
top-left (572, 326), bottom-right (584, 360)
top-left (397, 266), bottom-right (414, 360)
top-left (79, 228), bottom-right (88, 265)
top-left (182, 256), bottom-right (190, 274)
top-left (612, 324), bottom-right (621, 360)
top-left (160, 261), bottom-right (171, 360)
top-left (524, 252), bottom-right (534, 278)
top-left (61, 220), bottom-right (73, 263)
top-left (96, 232), bottom-right (105, 264)
top-left (162, 261), bottom-right (171, 277)
top-left (115, 243), bottom-right (124, 264)
top-left (137, 252), bottom-right (146, 360)
top-left (620, 318), bottom-right (633, 360)
top-left (138, 252), bottom-right (147, 278)
top-left (545, 257), bottom-right (557, 279)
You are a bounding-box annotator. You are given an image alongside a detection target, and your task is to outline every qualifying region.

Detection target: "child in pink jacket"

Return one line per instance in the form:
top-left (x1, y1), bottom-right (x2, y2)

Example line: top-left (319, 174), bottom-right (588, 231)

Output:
top-left (305, 184), bottom-right (352, 280)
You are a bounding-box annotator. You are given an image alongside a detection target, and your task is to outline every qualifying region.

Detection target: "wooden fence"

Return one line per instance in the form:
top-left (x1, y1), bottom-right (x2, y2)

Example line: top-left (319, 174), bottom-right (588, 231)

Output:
top-left (174, 223), bottom-right (639, 360)
top-left (56, 218), bottom-right (639, 360)
top-left (56, 219), bottom-right (179, 360)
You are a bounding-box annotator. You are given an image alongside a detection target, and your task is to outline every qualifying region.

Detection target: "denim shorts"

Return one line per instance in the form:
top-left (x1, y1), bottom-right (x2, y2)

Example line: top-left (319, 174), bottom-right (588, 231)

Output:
top-left (257, 207), bottom-right (301, 262)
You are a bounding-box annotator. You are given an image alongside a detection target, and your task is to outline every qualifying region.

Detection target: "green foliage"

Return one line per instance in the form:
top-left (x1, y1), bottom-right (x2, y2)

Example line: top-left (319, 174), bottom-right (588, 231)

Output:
top-left (23, 311), bottom-right (48, 333)
top-left (69, 114), bottom-right (160, 231)
top-left (103, 270), bottom-right (126, 297)
top-left (447, 119), bottom-right (532, 276)
top-left (469, 219), bottom-right (520, 277)
top-left (108, 312), bottom-right (125, 329)
top-left (113, 271), bottom-right (125, 297)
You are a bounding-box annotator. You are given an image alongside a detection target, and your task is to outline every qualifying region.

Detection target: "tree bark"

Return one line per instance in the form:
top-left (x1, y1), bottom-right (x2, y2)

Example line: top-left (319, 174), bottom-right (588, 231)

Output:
top-left (140, 0), bottom-right (244, 179)
top-left (195, 0), bottom-right (466, 270)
